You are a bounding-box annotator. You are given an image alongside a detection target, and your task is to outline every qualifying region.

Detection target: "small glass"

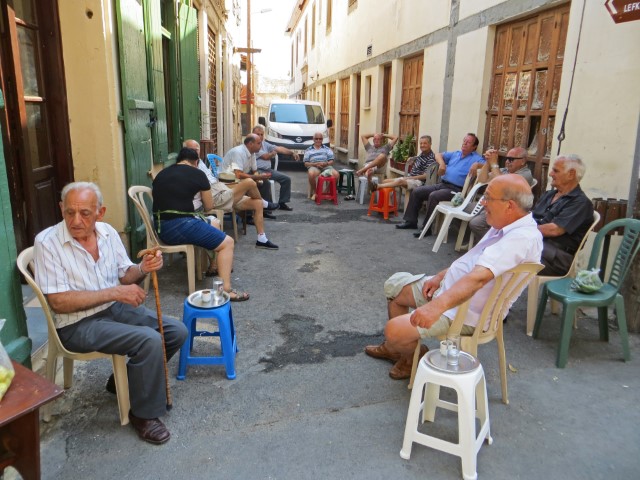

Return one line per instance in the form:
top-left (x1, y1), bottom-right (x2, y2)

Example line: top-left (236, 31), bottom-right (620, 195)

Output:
top-left (446, 333), bottom-right (461, 367)
top-left (201, 290), bottom-right (212, 303)
top-left (212, 278), bottom-right (224, 302)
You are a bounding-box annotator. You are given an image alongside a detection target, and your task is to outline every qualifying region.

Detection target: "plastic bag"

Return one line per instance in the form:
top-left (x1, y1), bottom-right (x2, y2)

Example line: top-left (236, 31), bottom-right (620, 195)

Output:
top-left (571, 268), bottom-right (604, 294)
top-left (451, 192), bottom-right (464, 207)
top-left (0, 319), bottom-right (16, 401)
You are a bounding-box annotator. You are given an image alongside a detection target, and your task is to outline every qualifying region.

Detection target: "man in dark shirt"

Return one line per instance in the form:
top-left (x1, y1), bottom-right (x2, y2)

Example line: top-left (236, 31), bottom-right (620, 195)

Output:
top-left (532, 154), bottom-right (594, 276)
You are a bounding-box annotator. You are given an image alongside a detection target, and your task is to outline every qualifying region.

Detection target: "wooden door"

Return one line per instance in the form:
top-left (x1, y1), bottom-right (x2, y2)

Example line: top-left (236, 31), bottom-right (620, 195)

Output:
top-left (399, 54), bottom-right (423, 138)
top-left (381, 65), bottom-right (391, 133)
top-left (354, 74), bottom-right (361, 158)
top-left (328, 82), bottom-right (336, 144)
top-left (207, 27), bottom-right (218, 151)
top-left (339, 77), bottom-right (349, 149)
top-left (0, 0), bottom-right (72, 250)
top-left (484, 4), bottom-right (570, 193)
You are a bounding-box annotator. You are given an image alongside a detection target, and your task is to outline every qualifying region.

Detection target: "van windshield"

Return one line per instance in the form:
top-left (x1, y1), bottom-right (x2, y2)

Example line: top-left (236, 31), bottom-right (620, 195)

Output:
top-left (269, 104), bottom-right (325, 124)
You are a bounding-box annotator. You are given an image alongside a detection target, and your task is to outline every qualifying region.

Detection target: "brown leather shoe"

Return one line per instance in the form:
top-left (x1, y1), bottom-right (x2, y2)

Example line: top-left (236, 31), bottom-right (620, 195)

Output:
top-left (389, 345), bottom-right (428, 380)
top-left (364, 343), bottom-right (401, 363)
top-left (129, 412), bottom-right (171, 445)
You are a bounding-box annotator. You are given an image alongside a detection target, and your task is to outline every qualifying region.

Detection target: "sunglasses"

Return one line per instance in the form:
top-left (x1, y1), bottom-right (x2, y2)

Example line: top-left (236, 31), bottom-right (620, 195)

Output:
top-left (505, 156), bottom-right (525, 162)
top-left (313, 138), bottom-right (323, 141)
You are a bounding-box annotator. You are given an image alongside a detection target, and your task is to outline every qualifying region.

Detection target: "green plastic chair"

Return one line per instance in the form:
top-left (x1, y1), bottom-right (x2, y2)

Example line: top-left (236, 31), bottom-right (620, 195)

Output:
top-left (532, 218), bottom-right (640, 368)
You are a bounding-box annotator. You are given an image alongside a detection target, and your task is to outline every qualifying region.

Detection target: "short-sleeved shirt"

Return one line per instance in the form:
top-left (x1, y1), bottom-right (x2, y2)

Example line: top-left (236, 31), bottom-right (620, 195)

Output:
top-left (409, 151), bottom-right (436, 177)
top-left (34, 221), bottom-right (135, 329)
top-left (440, 213), bottom-right (542, 328)
top-left (441, 150), bottom-right (484, 187)
top-left (497, 166), bottom-right (534, 186)
top-left (303, 145), bottom-right (334, 167)
top-left (256, 140), bottom-right (276, 170)
top-left (532, 185), bottom-right (594, 254)
top-left (223, 144), bottom-right (256, 174)
top-left (365, 143), bottom-right (392, 163)
top-left (152, 164), bottom-right (210, 221)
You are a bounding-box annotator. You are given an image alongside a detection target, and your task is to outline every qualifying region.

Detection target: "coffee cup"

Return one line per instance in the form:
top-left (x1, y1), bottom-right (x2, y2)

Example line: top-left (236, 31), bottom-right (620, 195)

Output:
top-left (201, 290), bottom-right (212, 303)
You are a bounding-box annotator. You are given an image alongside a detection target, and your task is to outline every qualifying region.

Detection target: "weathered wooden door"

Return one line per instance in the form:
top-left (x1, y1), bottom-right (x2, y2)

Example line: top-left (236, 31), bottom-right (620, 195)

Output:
top-left (339, 77), bottom-right (349, 149)
top-left (0, 0), bottom-right (72, 251)
top-left (484, 4), bottom-right (570, 193)
top-left (328, 82), bottom-right (336, 144)
top-left (399, 54), bottom-right (423, 139)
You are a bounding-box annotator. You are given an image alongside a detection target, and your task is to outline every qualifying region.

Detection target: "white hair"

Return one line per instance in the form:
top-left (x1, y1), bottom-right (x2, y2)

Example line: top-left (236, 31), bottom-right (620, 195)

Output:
top-left (61, 182), bottom-right (103, 207)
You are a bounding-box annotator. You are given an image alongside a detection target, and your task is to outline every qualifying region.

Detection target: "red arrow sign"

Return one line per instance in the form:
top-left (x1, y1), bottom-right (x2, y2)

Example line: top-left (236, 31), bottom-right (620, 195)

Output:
top-left (605, 0), bottom-right (640, 23)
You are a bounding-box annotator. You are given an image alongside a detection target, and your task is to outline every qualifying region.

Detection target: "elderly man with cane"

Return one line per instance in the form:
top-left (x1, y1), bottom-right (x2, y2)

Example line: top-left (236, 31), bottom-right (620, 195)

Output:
top-left (34, 182), bottom-right (187, 445)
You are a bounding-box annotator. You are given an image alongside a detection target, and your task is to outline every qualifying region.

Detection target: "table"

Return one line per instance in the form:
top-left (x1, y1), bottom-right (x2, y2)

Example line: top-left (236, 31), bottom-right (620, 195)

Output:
top-left (0, 361), bottom-right (63, 480)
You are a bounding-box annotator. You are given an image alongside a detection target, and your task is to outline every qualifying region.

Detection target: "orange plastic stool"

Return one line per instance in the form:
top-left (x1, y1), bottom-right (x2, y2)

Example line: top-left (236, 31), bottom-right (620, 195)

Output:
top-left (315, 176), bottom-right (338, 205)
top-left (368, 187), bottom-right (399, 220)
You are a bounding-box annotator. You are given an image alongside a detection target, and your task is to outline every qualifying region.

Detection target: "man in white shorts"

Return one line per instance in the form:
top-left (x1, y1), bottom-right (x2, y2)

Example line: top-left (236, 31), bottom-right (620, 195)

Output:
top-left (365, 174), bottom-right (542, 379)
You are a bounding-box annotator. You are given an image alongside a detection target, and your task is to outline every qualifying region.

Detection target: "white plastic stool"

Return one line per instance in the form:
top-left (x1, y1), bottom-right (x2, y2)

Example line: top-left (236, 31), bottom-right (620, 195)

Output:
top-left (400, 353), bottom-right (492, 480)
top-left (357, 175), bottom-right (379, 205)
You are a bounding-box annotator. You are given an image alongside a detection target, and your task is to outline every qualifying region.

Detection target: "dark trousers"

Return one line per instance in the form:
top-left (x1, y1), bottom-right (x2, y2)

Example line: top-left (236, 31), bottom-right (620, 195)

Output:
top-left (258, 168), bottom-right (292, 204)
top-left (57, 302), bottom-right (188, 419)
top-left (540, 241), bottom-right (575, 276)
top-left (403, 182), bottom-right (462, 227)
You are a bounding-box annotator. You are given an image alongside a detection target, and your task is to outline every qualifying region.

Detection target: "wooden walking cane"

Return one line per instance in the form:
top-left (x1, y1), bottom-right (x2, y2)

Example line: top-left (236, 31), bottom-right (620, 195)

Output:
top-left (137, 246), bottom-right (172, 410)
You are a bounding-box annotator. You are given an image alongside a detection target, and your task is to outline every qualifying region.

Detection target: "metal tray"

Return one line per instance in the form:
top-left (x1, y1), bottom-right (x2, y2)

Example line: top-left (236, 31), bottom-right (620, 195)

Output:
top-left (187, 290), bottom-right (229, 308)
top-left (424, 349), bottom-right (480, 374)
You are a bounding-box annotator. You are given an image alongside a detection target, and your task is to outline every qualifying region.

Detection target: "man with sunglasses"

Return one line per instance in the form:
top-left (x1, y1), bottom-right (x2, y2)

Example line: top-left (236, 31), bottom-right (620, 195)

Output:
top-left (468, 146), bottom-right (534, 238)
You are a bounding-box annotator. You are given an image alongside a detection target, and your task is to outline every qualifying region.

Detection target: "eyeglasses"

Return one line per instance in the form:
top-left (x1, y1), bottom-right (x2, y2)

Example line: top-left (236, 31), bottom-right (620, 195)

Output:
top-left (313, 137), bottom-right (323, 141)
top-left (505, 156), bottom-right (525, 162)
top-left (480, 194), bottom-right (508, 204)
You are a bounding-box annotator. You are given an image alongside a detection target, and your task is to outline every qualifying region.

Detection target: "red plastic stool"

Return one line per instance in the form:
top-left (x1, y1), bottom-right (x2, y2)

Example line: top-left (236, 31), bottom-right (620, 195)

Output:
top-left (368, 187), bottom-right (399, 220)
top-left (315, 176), bottom-right (338, 205)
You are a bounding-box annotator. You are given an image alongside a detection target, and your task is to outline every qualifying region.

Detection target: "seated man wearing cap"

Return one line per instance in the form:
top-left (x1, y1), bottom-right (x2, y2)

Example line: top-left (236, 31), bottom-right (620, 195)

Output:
top-left (365, 174), bottom-right (542, 379)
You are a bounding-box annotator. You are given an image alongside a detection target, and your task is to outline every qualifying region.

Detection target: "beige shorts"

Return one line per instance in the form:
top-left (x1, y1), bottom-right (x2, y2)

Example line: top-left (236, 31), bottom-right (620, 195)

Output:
top-left (405, 178), bottom-right (424, 190)
top-left (384, 272), bottom-right (474, 338)
top-left (210, 182), bottom-right (234, 211)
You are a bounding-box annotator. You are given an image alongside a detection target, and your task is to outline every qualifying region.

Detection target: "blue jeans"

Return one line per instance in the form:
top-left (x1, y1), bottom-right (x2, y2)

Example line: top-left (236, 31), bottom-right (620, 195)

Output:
top-left (157, 216), bottom-right (226, 250)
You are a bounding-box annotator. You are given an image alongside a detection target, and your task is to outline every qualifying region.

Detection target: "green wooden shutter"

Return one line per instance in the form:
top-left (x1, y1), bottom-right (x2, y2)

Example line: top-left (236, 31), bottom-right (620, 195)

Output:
top-left (0, 89), bottom-right (31, 366)
top-left (145, 0), bottom-right (168, 163)
top-left (179, 3), bottom-right (200, 142)
top-left (115, 0), bottom-right (154, 255)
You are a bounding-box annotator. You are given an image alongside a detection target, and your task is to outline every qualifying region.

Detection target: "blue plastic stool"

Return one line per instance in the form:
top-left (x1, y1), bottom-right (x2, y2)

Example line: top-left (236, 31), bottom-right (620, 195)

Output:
top-left (177, 298), bottom-right (238, 380)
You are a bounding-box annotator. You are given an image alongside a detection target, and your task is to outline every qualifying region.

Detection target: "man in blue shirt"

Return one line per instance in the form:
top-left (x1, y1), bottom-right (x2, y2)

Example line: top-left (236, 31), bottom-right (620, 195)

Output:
top-left (396, 133), bottom-right (484, 235)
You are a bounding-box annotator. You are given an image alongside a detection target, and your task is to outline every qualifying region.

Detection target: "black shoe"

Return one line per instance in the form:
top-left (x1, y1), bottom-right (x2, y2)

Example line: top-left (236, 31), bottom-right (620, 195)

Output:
top-left (256, 239), bottom-right (279, 250)
top-left (106, 374), bottom-right (116, 394)
top-left (414, 229), bottom-right (431, 238)
top-left (278, 202), bottom-right (293, 211)
top-left (265, 202), bottom-right (280, 211)
top-left (264, 211), bottom-right (277, 220)
top-left (396, 221), bottom-right (418, 230)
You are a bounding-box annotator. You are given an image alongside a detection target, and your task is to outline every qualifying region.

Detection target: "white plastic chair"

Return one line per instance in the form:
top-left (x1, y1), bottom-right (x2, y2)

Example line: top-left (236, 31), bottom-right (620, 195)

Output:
top-left (408, 262), bottom-right (544, 404)
top-left (128, 185), bottom-right (203, 294)
top-left (17, 247), bottom-right (131, 425)
top-left (525, 211), bottom-right (601, 335)
top-left (417, 181), bottom-right (488, 252)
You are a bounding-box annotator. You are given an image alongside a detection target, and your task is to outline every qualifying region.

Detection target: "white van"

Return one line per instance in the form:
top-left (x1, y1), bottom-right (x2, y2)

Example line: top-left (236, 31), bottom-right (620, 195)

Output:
top-left (258, 99), bottom-right (332, 168)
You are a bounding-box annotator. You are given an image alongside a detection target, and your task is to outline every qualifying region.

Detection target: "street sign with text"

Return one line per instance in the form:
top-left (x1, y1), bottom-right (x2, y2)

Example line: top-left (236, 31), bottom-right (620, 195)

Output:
top-left (605, 0), bottom-right (640, 24)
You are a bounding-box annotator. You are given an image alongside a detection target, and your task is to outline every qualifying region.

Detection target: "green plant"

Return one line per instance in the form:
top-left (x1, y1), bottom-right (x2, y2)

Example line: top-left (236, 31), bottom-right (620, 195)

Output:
top-left (391, 134), bottom-right (417, 164)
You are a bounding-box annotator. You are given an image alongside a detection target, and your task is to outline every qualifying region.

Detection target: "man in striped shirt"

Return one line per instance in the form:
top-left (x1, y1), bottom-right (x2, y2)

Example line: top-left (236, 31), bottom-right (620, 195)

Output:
top-left (303, 133), bottom-right (340, 200)
top-left (34, 182), bottom-right (187, 445)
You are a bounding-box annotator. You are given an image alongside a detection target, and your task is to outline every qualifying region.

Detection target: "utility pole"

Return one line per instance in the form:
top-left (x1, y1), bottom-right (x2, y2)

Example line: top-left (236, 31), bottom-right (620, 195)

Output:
top-left (246, 0), bottom-right (251, 131)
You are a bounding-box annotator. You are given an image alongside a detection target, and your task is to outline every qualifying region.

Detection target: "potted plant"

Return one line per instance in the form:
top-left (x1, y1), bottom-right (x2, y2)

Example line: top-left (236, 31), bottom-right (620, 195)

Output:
top-left (391, 134), bottom-right (417, 170)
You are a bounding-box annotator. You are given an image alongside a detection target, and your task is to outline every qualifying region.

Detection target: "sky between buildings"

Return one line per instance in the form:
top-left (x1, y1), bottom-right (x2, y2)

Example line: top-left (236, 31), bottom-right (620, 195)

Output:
top-left (250, 0), bottom-right (297, 80)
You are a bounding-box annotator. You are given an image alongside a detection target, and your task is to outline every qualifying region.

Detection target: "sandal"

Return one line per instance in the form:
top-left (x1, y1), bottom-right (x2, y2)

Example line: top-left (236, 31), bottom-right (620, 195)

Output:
top-left (227, 289), bottom-right (250, 302)
top-left (344, 195), bottom-right (355, 201)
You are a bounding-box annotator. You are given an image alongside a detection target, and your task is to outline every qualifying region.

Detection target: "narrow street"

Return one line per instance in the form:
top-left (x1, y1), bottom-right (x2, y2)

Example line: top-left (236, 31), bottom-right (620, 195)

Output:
top-left (39, 167), bottom-right (640, 480)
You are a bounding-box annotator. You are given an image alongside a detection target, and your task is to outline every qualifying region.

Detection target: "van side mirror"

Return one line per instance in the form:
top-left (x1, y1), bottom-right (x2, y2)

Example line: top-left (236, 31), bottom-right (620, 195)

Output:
top-left (258, 116), bottom-right (266, 126)
top-left (327, 119), bottom-right (333, 128)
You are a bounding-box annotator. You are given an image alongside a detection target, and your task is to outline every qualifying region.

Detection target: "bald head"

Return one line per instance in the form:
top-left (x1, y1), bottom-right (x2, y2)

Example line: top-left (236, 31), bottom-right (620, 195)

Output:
top-left (484, 174), bottom-right (533, 230)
